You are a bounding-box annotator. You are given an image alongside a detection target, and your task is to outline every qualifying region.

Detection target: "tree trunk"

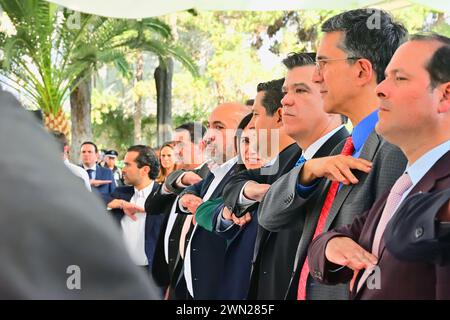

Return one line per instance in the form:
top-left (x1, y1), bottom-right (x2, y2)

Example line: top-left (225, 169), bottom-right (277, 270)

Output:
top-left (134, 51), bottom-right (144, 145)
top-left (154, 57), bottom-right (173, 147)
top-left (70, 75), bottom-right (92, 163)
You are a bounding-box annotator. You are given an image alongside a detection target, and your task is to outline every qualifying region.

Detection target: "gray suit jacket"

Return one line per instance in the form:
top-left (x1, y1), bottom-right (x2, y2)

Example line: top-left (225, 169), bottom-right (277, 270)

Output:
top-left (248, 127), bottom-right (348, 300)
top-left (0, 87), bottom-right (160, 299)
top-left (261, 130), bottom-right (407, 300)
top-left (164, 163), bottom-right (210, 195)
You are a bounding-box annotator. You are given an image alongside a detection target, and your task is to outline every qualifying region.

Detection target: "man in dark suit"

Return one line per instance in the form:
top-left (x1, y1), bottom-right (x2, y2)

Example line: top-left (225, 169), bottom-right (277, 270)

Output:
top-left (174, 102), bottom-right (250, 299)
top-left (259, 9), bottom-right (408, 300)
top-left (147, 122), bottom-right (208, 296)
top-left (308, 34), bottom-right (450, 299)
top-left (195, 78), bottom-right (298, 300)
top-left (80, 141), bottom-right (115, 203)
top-left (107, 145), bottom-right (163, 275)
top-left (222, 53), bottom-right (347, 300)
top-left (384, 188), bottom-right (450, 266)
top-left (163, 122), bottom-right (209, 195)
top-left (0, 86), bottom-right (160, 299)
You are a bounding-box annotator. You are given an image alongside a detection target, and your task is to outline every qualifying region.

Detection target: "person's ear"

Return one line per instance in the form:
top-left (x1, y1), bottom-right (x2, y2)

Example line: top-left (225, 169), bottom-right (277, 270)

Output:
top-left (437, 82), bottom-right (450, 113)
top-left (276, 107), bottom-right (283, 125)
top-left (142, 165), bottom-right (150, 176)
top-left (355, 58), bottom-right (374, 86)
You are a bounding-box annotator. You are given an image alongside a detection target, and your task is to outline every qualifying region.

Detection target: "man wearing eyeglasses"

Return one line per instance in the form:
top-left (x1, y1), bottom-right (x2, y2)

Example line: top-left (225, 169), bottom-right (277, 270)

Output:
top-left (258, 9), bottom-right (409, 300)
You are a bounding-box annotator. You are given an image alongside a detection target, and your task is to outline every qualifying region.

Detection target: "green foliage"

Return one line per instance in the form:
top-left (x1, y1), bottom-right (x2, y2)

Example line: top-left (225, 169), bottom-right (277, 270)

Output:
top-left (0, 0), bottom-right (197, 114)
top-left (94, 5), bottom-right (446, 152)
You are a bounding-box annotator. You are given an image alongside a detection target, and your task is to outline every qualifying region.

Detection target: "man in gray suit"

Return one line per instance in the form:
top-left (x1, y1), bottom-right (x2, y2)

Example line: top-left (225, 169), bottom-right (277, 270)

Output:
top-left (223, 53), bottom-right (347, 300)
top-left (258, 9), bottom-right (408, 300)
top-left (0, 87), bottom-right (160, 299)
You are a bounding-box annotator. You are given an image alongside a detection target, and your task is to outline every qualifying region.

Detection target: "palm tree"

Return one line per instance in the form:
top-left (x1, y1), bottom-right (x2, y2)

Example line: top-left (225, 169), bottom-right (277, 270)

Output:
top-left (0, 0), bottom-right (197, 156)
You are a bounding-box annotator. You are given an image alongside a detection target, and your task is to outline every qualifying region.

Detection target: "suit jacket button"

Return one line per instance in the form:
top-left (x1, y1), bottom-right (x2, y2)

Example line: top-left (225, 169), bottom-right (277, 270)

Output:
top-left (194, 278), bottom-right (198, 281)
top-left (415, 226), bottom-right (424, 238)
top-left (192, 248), bottom-right (197, 252)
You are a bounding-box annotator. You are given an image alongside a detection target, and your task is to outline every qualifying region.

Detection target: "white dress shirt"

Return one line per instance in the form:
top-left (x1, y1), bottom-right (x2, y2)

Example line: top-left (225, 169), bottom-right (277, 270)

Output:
top-left (121, 182), bottom-right (154, 266)
top-left (396, 139), bottom-right (450, 214)
top-left (184, 156), bottom-right (238, 297)
top-left (64, 159), bottom-right (91, 191)
top-left (82, 164), bottom-right (97, 179)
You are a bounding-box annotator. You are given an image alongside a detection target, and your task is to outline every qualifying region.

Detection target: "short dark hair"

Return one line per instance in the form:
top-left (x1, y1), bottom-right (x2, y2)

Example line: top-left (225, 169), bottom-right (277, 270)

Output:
top-left (282, 52), bottom-right (316, 70)
top-left (81, 141), bottom-right (98, 153)
top-left (410, 33), bottom-right (450, 89)
top-left (256, 78), bottom-right (285, 116)
top-left (51, 131), bottom-right (67, 152)
top-left (322, 9), bottom-right (408, 83)
top-left (175, 122), bottom-right (206, 145)
top-left (127, 145), bottom-right (160, 180)
top-left (235, 113), bottom-right (254, 171)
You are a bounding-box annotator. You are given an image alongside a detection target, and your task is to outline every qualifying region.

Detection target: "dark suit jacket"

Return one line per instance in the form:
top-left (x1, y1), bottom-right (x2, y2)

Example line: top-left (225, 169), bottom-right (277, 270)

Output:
top-left (146, 185), bottom-right (184, 287)
top-left (248, 128), bottom-right (348, 300)
top-left (164, 163), bottom-right (210, 195)
top-left (223, 143), bottom-right (302, 217)
top-left (384, 188), bottom-right (450, 265)
top-left (89, 164), bottom-right (115, 203)
top-left (274, 131), bottom-right (407, 300)
top-left (204, 203), bottom-right (259, 300)
top-left (308, 150), bottom-right (450, 300)
top-left (0, 87), bottom-right (160, 299)
top-left (109, 183), bottom-right (163, 270)
top-left (174, 163), bottom-right (240, 299)
top-left (149, 164), bottom-right (211, 297)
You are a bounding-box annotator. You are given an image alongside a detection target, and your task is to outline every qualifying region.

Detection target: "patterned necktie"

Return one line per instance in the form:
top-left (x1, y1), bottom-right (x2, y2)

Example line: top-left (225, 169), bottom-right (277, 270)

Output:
top-left (297, 136), bottom-right (354, 300)
top-left (356, 172), bottom-right (412, 293)
top-left (295, 155), bottom-right (306, 168)
top-left (179, 215), bottom-right (193, 259)
top-left (86, 169), bottom-right (94, 180)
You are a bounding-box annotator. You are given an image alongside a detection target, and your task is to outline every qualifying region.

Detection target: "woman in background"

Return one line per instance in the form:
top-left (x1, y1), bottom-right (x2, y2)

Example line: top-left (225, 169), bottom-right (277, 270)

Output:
top-left (156, 142), bottom-right (179, 184)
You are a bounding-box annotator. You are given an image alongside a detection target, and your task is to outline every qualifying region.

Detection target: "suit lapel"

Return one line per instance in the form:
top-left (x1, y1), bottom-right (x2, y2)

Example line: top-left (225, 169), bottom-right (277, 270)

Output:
top-left (200, 172), bottom-right (215, 197)
top-left (210, 163), bottom-right (238, 199)
top-left (324, 131), bottom-right (381, 231)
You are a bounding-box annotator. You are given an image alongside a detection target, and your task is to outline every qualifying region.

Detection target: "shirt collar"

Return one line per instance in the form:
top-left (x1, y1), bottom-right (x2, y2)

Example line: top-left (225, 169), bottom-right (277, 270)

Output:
top-left (405, 139), bottom-right (450, 186)
top-left (352, 109), bottom-right (379, 154)
top-left (134, 181), bottom-right (155, 199)
top-left (303, 125), bottom-right (345, 160)
top-left (211, 156), bottom-right (238, 177)
top-left (83, 164), bottom-right (97, 171)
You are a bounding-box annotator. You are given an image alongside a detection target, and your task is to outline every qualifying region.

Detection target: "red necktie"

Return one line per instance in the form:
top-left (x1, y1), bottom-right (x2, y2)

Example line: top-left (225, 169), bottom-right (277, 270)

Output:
top-left (297, 136), bottom-right (354, 300)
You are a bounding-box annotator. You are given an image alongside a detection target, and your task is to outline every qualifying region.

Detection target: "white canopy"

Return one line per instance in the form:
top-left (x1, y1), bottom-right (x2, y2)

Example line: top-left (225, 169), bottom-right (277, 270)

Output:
top-left (46, 0), bottom-right (449, 19)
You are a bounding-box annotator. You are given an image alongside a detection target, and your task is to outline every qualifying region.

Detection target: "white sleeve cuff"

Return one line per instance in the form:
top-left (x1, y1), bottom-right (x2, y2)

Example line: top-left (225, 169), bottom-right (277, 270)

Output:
top-left (238, 181), bottom-right (258, 205)
top-left (175, 172), bottom-right (189, 188)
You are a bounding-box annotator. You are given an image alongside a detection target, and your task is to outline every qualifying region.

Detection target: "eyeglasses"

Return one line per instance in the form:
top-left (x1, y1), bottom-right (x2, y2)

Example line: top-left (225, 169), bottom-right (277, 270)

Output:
top-left (315, 57), bottom-right (361, 73)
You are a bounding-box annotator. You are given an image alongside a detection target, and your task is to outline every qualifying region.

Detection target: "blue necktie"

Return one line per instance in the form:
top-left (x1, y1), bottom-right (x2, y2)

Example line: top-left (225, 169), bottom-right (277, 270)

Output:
top-left (86, 169), bottom-right (94, 179)
top-left (294, 155), bottom-right (306, 168)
